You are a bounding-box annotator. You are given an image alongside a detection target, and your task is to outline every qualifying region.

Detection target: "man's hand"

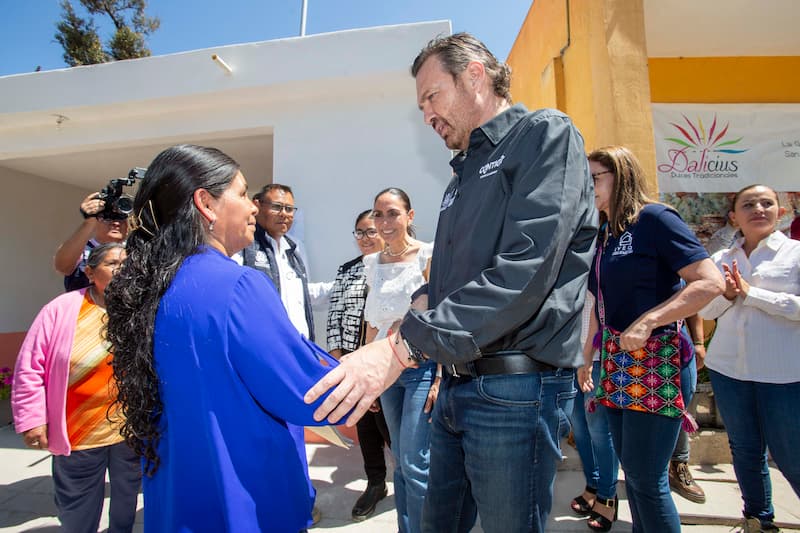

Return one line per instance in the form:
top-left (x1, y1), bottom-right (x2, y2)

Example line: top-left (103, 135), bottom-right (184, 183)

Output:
top-left (305, 337), bottom-right (406, 426)
top-left (23, 425), bottom-right (48, 450)
top-left (80, 192), bottom-right (106, 219)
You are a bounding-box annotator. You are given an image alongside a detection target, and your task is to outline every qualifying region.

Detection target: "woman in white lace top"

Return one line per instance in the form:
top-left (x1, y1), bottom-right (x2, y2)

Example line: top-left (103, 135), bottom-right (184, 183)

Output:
top-left (363, 188), bottom-right (438, 533)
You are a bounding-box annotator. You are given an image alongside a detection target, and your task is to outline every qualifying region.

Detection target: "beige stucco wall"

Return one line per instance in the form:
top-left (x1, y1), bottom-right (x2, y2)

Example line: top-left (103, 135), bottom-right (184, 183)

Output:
top-left (0, 168), bottom-right (91, 366)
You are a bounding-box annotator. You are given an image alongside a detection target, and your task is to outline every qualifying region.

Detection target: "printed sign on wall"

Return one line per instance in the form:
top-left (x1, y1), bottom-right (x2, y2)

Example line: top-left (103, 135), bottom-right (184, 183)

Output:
top-left (653, 104), bottom-right (800, 250)
top-left (653, 103), bottom-right (800, 194)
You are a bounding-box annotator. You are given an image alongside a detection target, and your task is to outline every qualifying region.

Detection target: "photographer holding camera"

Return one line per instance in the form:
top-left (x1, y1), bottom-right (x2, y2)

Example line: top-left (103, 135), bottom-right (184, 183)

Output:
top-left (54, 169), bottom-right (143, 291)
top-left (54, 192), bottom-right (129, 291)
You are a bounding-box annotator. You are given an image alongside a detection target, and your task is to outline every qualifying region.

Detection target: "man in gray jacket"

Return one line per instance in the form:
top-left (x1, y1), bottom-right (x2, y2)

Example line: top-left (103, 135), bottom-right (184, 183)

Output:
top-left (306, 32), bottom-right (598, 533)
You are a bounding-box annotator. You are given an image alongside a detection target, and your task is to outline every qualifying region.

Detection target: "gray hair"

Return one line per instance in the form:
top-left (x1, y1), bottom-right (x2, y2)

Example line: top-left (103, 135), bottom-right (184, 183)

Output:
top-left (86, 242), bottom-right (126, 269)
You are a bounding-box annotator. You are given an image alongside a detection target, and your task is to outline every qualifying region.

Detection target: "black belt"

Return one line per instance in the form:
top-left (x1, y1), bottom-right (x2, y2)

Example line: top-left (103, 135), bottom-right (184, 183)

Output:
top-left (447, 353), bottom-right (557, 378)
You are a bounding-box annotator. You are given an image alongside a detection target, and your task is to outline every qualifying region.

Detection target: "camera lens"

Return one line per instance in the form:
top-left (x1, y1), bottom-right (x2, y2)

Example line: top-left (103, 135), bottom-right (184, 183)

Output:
top-left (116, 195), bottom-right (134, 215)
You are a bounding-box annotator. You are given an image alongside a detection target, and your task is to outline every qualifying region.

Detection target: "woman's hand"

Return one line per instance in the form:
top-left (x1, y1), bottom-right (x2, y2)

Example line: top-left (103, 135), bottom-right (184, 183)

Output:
top-left (728, 260), bottom-right (750, 296)
top-left (577, 364), bottom-right (594, 393)
top-left (424, 375), bottom-right (441, 414)
top-left (722, 263), bottom-right (740, 300)
top-left (23, 425), bottom-right (48, 450)
top-left (619, 317), bottom-right (654, 352)
top-left (694, 343), bottom-right (707, 370)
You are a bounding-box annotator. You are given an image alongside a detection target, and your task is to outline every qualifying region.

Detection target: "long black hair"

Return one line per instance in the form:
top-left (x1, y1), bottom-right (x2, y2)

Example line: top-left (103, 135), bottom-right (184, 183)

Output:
top-left (105, 144), bottom-right (240, 476)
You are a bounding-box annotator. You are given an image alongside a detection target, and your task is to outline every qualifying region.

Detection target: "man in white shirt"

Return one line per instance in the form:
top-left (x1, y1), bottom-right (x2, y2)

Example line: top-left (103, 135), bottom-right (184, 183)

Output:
top-left (241, 183), bottom-right (327, 527)
top-left (242, 184), bottom-right (322, 339)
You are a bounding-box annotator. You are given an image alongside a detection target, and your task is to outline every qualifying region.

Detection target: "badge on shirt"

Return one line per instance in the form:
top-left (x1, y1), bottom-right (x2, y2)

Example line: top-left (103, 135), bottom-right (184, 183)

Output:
top-left (612, 231), bottom-right (633, 257)
top-left (255, 250), bottom-right (269, 267)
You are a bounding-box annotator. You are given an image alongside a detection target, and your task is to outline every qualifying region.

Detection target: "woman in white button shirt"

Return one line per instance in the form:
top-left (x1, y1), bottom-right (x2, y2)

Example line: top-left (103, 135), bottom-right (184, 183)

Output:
top-left (700, 184), bottom-right (800, 532)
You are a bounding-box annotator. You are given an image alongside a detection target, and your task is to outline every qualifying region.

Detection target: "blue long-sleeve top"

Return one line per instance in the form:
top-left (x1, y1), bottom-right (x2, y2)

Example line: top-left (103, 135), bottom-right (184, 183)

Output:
top-left (145, 246), bottom-right (338, 532)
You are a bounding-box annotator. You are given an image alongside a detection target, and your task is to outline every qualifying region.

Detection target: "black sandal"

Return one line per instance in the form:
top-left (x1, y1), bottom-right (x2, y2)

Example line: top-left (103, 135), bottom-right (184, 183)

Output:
top-left (570, 486), bottom-right (597, 516)
top-left (587, 495), bottom-right (618, 532)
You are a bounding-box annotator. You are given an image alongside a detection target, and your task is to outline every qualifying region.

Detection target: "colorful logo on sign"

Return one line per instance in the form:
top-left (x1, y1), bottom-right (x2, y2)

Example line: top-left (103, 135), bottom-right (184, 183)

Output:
top-left (658, 115), bottom-right (747, 177)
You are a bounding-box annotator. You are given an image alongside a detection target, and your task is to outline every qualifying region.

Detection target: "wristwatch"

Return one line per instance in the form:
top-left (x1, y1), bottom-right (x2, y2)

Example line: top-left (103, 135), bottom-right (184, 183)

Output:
top-left (401, 335), bottom-right (426, 364)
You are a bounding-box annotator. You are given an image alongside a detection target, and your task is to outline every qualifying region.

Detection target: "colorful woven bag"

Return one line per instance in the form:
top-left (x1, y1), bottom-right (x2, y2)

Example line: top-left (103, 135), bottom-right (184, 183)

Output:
top-left (592, 239), bottom-right (698, 432)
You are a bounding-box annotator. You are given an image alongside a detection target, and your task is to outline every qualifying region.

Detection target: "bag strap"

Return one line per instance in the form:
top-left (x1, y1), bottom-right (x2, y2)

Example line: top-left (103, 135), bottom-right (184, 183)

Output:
top-left (595, 238), bottom-right (606, 326)
top-left (594, 231), bottom-right (682, 333)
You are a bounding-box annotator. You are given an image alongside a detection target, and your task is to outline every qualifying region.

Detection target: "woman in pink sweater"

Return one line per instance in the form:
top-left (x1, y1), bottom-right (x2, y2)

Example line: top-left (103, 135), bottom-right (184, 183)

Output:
top-left (13, 243), bottom-right (140, 533)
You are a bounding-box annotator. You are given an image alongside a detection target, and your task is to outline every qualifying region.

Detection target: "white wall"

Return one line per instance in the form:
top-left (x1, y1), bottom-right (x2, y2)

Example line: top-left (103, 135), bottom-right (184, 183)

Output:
top-left (270, 84), bottom-right (452, 282)
top-left (267, 83), bottom-right (453, 346)
top-left (0, 169), bottom-right (92, 331)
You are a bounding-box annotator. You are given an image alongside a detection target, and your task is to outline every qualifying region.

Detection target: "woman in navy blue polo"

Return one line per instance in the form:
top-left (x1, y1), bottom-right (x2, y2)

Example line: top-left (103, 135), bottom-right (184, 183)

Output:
top-left (576, 146), bottom-right (723, 532)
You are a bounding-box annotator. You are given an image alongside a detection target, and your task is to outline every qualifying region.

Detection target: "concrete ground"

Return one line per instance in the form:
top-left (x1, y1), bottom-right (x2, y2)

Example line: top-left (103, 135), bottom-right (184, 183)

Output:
top-left (1, 421), bottom-right (798, 532)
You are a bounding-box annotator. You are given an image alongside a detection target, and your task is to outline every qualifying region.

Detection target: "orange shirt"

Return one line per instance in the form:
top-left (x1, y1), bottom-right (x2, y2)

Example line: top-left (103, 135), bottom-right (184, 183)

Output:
top-left (65, 293), bottom-right (124, 450)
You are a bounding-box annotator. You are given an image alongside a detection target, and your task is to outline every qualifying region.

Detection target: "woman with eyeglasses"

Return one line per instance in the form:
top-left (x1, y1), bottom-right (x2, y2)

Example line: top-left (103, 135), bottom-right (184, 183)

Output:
top-left (577, 146), bottom-right (723, 532)
top-left (326, 210), bottom-right (392, 521)
top-left (363, 187), bottom-right (437, 533)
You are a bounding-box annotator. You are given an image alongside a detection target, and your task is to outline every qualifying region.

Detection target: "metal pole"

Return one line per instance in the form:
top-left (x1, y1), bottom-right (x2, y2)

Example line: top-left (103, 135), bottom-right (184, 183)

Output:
top-left (300, 0), bottom-right (308, 36)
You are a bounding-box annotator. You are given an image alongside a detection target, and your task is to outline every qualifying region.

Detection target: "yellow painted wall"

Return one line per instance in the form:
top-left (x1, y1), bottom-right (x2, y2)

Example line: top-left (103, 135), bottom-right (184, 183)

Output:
top-left (508, 1), bottom-right (799, 194)
top-left (508, 0), bottom-right (658, 193)
top-left (649, 57), bottom-right (800, 103)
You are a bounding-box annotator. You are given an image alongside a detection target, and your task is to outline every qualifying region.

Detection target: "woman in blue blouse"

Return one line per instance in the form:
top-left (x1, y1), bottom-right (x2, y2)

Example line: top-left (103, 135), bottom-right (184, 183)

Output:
top-left (577, 146), bottom-right (723, 533)
top-left (105, 144), bottom-right (340, 532)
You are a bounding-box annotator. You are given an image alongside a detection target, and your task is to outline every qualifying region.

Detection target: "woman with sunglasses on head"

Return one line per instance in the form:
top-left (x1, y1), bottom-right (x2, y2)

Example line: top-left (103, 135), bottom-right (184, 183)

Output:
top-left (699, 184), bottom-right (800, 532)
top-left (326, 210), bottom-right (392, 521)
top-left (363, 187), bottom-right (437, 533)
top-left (577, 146), bottom-right (723, 532)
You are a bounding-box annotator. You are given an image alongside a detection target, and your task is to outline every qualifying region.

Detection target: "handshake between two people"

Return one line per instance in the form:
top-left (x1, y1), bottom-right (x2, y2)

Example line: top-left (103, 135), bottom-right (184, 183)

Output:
top-left (304, 293), bottom-right (429, 426)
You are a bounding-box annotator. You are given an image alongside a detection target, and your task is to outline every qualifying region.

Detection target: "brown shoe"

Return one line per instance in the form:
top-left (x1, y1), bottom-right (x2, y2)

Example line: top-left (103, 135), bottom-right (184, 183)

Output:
top-left (668, 461), bottom-right (706, 503)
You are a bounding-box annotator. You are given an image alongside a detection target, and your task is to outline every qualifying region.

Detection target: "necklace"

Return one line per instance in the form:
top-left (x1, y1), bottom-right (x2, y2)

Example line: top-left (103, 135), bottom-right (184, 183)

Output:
top-left (383, 243), bottom-right (410, 257)
top-left (88, 286), bottom-right (104, 308)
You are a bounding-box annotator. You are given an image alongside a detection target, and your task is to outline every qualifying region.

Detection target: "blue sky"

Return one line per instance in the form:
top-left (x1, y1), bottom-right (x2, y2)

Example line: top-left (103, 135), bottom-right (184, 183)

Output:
top-left (0, 0), bottom-right (533, 77)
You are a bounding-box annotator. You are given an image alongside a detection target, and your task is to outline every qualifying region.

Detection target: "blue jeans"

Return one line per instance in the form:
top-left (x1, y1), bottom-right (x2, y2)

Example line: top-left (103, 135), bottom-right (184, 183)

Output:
top-left (570, 362), bottom-right (619, 500)
top-left (604, 358), bottom-right (695, 533)
top-left (52, 441), bottom-right (141, 533)
top-left (709, 369), bottom-right (800, 523)
top-left (421, 368), bottom-right (576, 533)
top-left (381, 362), bottom-right (435, 533)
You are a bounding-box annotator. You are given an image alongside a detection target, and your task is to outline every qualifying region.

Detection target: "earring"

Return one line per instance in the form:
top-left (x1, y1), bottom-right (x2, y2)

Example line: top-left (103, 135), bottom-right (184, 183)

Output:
top-left (209, 220), bottom-right (215, 232)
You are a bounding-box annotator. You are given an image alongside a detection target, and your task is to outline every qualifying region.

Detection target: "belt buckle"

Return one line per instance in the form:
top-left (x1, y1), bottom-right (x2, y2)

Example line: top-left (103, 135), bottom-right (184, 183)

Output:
top-left (450, 364), bottom-right (460, 377)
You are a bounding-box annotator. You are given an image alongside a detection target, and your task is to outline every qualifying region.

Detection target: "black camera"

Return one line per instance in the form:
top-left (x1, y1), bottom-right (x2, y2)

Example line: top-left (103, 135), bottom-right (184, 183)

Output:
top-left (98, 167), bottom-right (147, 220)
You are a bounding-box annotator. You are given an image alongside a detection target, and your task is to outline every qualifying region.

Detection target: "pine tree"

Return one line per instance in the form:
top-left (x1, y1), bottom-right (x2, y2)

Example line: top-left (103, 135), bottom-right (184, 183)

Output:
top-left (54, 0), bottom-right (160, 66)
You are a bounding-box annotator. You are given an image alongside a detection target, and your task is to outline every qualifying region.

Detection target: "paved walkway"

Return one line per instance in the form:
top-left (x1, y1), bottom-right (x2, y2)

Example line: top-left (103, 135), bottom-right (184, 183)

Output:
top-left (1, 421), bottom-right (798, 532)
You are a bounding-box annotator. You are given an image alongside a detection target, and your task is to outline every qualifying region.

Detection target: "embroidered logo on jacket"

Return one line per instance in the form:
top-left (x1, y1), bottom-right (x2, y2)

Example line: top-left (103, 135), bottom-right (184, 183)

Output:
top-left (440, 186), bottom-right (458, 212)
top-left (479, 154), bottom-right (506, 179)
top-left (612, 232), bottom-right (633, 257)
